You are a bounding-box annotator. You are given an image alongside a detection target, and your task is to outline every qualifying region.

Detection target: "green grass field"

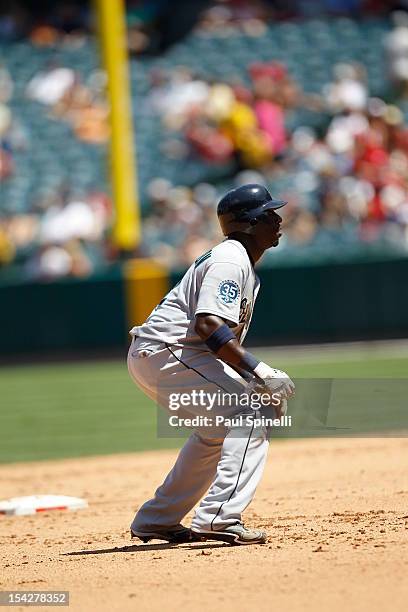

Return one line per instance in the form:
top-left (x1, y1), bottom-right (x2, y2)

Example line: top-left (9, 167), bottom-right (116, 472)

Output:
top-left (0, 344), bottom-right (407, 463)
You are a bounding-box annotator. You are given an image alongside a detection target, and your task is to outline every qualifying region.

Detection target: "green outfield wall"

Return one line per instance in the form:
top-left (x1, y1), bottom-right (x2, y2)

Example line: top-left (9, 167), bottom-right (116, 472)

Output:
top-left (0, 268), bottom-right (126, 355)
top-left (1, 256), bottom-right (407, 356)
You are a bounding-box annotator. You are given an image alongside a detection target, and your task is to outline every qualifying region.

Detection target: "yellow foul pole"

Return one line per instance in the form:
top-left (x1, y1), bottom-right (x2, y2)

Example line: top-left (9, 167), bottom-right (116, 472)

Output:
top-left (95, 0), bottom-right (140, 250)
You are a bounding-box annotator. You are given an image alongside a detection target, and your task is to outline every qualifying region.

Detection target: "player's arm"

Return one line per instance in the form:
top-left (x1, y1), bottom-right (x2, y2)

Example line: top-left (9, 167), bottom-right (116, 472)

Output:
top-left (194, 260), bottom-right (294, 397)
top-left (194, 313), bottom-right (295, 399)
top-left (195, 313), bottom-right (249, 366)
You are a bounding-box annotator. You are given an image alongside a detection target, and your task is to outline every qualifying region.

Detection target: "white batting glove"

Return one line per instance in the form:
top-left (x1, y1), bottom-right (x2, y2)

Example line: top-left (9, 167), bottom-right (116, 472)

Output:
top-left (253, 362), bottom-right (295, 400)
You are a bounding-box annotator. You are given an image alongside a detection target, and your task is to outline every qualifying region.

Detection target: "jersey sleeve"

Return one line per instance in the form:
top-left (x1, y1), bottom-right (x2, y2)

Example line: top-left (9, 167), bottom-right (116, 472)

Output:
top-left (195, 261), bottom-right (244, 325)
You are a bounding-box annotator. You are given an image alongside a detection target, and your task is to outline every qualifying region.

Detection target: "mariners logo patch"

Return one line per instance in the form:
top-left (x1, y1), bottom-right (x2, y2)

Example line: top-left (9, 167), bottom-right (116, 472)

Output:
top-left (217, 280), bottom-right (240, 305)
top-left (239, 297), bottom-right (251, 324)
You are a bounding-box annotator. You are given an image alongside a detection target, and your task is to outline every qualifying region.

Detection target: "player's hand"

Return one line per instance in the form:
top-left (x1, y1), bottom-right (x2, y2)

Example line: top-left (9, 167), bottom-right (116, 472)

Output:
top-left (265, 368), bottom-right (295, 399)
top-left (246, 375), bottom-right (290, 418)
top-left (254, 365), bottom-right (295, 400)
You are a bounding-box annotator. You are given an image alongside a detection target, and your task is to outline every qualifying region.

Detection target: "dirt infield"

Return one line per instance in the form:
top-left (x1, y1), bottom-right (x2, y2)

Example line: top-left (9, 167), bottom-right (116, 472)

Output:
top-left (1, 436), bottom-right (408, 612)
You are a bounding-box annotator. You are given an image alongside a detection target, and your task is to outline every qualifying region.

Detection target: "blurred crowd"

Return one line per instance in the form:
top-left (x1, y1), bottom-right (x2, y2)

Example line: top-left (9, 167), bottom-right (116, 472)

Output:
top-left (2, 2), bottom-right (408, 278)
top-left (0, 1), bottom-right (397, 47)
top-left (0, 53), bottom-right (111, 280)
top-left (139, 19), bottom-right (408, 267)
top-left (0, 2), bottom-right (90, 42)
top-left (0, 184), bottom-right (112, 280)
top-left (25, 62), bottom-right (109, 143)
top-left (149, 61), bottom-right (320, 167)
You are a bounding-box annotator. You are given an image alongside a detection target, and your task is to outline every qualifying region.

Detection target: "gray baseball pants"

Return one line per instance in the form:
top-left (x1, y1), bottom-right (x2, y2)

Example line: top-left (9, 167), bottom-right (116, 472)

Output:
top-left (127, 337), bottom-right (269, 532)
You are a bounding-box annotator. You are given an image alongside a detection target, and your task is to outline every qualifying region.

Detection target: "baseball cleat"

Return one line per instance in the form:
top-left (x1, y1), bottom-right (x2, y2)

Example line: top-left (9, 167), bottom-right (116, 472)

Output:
top-left (191, 522), bottom-right (267, 546)
top-left (130, 524), bottom-right (197, 544)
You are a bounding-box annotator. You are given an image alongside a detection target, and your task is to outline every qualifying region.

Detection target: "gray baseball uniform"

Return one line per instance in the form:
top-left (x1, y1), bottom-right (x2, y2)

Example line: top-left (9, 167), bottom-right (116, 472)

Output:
top-left (128, 239), bottom-right (269, 532)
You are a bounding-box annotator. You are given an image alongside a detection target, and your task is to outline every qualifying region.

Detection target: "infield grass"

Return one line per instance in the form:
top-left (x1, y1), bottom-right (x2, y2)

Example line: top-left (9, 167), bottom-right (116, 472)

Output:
top-left (0, 344), bottom-right (407, 463)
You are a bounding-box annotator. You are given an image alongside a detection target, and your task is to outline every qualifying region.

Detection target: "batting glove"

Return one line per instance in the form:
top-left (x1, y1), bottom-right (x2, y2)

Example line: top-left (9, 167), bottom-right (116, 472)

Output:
top-left (253, 363), bottom-right (295, 400)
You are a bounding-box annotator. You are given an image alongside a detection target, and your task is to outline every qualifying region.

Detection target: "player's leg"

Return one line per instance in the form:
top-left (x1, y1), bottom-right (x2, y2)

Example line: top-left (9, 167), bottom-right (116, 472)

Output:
top-left (128, 343), bottom-right (268, 543)
top-left (170, 347), bottom-right (271, 543)
top-left (130, 431), bottom-right (222, 534)
top-left (190, 416), bottom-right (269, 544)
top-left (128, 344), bottom-right (229, 536)
top-left (170, 347), bottom-right (270, 540)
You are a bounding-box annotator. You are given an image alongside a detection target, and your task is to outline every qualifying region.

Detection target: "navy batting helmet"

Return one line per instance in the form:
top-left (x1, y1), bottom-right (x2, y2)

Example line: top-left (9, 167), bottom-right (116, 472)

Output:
top-left (217, 183), bottom-right (287, 236)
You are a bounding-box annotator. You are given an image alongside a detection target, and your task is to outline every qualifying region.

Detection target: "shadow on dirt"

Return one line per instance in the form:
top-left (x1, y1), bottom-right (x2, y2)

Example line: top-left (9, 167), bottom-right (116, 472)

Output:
top-left (63, 542), bottom-right (229, 555)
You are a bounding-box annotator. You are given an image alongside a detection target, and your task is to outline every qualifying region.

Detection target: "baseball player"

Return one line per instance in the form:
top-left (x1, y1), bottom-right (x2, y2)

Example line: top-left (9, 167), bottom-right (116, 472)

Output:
top-left (127, 183), bottom-right (295, 546)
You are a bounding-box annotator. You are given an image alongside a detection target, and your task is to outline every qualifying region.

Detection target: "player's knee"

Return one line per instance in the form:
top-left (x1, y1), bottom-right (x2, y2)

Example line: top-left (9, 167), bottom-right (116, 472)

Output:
top-left (225, 411), bottom-right (267, 439)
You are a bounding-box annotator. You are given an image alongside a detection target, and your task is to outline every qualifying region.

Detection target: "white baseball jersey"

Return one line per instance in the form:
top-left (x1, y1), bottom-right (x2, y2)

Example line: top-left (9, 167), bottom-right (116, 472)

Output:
top-left (130, 239), bottom-right (260, 351)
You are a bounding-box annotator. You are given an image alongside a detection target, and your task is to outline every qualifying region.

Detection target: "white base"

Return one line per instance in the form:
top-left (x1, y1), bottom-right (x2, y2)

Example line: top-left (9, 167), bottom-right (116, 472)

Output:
top-left (0, 495), bottom-right (88, 516)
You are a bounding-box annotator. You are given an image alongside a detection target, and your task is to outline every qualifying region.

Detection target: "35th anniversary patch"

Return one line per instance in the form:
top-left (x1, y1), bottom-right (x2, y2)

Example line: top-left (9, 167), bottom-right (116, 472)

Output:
top-left (217, 280), bottom-right (240, 305)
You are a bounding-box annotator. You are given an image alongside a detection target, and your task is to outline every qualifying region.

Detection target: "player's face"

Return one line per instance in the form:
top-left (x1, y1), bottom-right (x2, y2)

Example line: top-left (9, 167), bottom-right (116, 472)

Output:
top-left (254, 209), bottom-right (282, 249)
